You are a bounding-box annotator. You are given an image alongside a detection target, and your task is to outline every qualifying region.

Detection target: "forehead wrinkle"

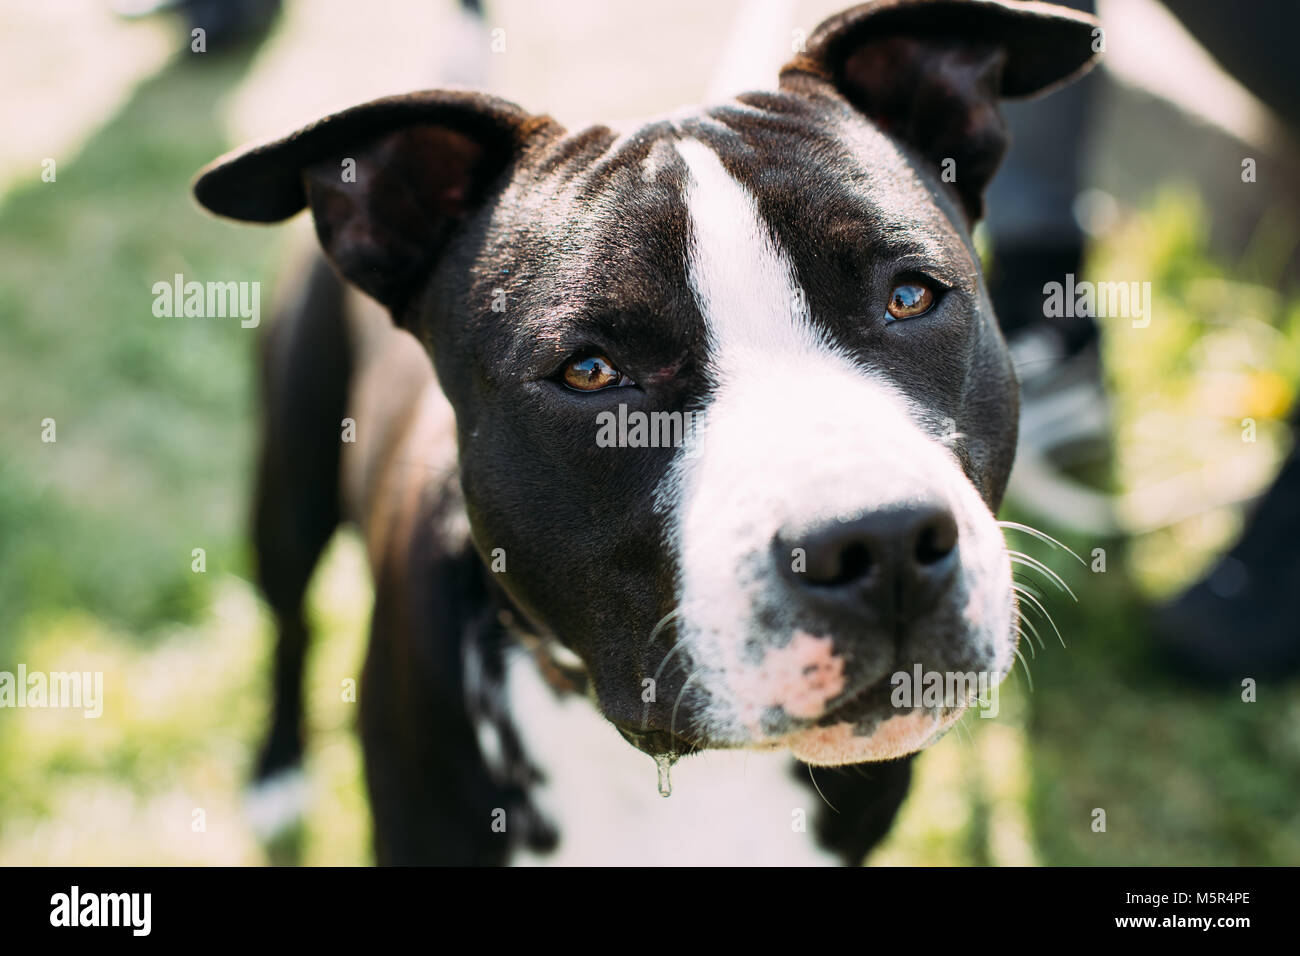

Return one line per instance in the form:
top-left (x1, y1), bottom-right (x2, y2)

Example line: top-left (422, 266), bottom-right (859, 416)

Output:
top-left (732, 116), bottom-right (979, 296)
top-left (833, 113), bottom-right (981, 265)
top-left (487, 132), bottom-right (697, 374)
top-left (694, 96), bottom-right (973, 283)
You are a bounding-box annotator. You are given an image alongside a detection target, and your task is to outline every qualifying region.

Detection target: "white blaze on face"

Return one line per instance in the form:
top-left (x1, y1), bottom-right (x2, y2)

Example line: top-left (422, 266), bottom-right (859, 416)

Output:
top-left (659, 137), bottom-right (1013, 755)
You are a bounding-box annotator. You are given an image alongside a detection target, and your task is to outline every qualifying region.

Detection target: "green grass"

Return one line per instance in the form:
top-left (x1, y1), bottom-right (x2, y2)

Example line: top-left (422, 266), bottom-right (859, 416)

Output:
top-left (2, 48), bottom-right (1298, 863)
top-left (0, 48), bottom-right (279, 636)
top-left (1010, 192), bottom-right (1300, 866)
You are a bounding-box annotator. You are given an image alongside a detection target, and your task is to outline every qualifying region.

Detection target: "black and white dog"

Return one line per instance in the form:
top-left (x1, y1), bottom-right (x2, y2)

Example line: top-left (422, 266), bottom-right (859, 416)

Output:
top-left (195, 0), bottom-right (1099, 864)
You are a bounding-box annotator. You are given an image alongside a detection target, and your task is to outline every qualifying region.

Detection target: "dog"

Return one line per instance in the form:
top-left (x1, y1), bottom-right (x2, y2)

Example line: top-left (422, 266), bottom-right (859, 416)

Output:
top-left (193, 0), bottom-right (1099, 865)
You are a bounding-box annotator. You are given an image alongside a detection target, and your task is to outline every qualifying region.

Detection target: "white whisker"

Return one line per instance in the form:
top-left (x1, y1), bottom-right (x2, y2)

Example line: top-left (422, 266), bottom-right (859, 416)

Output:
top-left (997, 520), bottom-right (1087, 565)
top-left (1012, 583), bottom-right (1066, 649)
top-left (1014, 605), bottom-right (1047, 650)
top-left (1007, 549), bottom-right (1077, 601)
top-left (1012, 645), bottom-right (1034, 693)
top-left (807, 764), bottom-right (839, 813)
top-left (671, 666), bottom-right (707, 741)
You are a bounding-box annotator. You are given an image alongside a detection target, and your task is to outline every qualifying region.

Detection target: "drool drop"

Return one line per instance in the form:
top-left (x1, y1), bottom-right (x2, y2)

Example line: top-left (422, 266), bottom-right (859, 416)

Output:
top-left (654, 752), bottom-right (679, 798)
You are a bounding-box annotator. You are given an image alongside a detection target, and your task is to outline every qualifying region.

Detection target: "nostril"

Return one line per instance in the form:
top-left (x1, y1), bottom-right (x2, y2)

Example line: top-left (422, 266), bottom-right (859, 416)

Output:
top-left (779, 503), bottom-right (959, 625)
top-left (815, 540), bottom-right (873, 588)
top-left (781, 503), bottom-right (959, 596)
top-left (914, 512), bottom-right (958, 566)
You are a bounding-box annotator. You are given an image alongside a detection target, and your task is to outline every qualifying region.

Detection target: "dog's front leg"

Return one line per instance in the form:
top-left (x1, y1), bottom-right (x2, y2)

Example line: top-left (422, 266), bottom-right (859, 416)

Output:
top-left (359, 485), bottom-right (553, 866)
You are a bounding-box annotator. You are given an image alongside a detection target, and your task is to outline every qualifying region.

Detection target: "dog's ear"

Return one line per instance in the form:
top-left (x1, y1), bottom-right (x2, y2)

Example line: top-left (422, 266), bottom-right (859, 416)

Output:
top-left (780, 0), bottom-right (1100, 220)
top-left (193, 91), bottom-right (559, 321)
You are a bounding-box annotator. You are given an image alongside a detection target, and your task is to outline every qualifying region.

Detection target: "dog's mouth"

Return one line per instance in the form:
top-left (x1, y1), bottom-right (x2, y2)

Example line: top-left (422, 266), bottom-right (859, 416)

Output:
top-left (811, 670), bottom-right (901, 725)
top-left (612, 631), bottom-right (1011, 766)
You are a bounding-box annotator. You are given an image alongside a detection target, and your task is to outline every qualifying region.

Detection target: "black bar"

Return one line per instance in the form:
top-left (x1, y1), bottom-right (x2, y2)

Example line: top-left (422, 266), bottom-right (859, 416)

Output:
top-left (1, 866), bottom-right (1282, 942)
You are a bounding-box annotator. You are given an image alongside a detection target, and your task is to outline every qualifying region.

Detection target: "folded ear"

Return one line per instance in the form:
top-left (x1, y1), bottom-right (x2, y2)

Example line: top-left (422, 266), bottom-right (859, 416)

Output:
top-left (193, 91), bottom-right (559, 321)
top-left (780, 0), bottom-right (1101, 220)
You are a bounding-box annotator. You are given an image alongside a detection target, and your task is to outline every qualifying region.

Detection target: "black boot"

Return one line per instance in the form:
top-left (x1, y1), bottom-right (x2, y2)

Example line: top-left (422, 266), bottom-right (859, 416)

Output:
top-left (1155, 412), bottom-right (1300, 682)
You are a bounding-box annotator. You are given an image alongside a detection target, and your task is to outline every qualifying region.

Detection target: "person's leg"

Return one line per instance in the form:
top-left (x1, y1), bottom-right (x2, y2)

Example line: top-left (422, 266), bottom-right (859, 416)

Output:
top-left (1151, 0), bottom-right (1300, 679)
top-left (1157, 409), bottom-right (1300, 680)
top-left (986, 0), bottom-right (1300, 679)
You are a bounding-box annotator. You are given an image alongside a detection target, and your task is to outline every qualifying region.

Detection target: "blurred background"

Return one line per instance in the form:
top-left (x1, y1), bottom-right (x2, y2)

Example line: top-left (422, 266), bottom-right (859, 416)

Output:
top-left (1, 0), bottom-right (1297, 865)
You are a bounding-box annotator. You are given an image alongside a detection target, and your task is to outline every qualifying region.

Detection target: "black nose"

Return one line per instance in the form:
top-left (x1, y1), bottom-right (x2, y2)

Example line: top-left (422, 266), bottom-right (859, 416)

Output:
top-left (777, 504), bottom-right (960, 625)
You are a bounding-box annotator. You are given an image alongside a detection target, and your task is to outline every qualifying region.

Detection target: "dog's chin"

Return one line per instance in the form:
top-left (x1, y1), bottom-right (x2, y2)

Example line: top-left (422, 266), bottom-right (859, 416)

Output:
top-left (616, 704), bottom-right (964, 766)
top-left (773, 668), bottom-right (973, 765)
top-left (613, 649), bottom-right (1003, 765)
top-left (607, 615), bottom-right (1015, 764)
top-left (782, 707), bottom-right (966, 766)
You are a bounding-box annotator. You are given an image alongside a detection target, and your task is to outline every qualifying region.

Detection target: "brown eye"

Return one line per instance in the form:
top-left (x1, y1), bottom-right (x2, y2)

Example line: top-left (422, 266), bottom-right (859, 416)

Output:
top-left (561, 354), bottom-right (628, 391)
top-left (886, 282), bottom-right (935, 321)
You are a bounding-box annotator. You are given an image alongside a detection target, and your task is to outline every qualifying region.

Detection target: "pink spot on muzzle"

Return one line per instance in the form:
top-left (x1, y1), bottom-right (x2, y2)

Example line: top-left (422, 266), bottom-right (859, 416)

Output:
top-left (754, 631), bottom-right (846, 720)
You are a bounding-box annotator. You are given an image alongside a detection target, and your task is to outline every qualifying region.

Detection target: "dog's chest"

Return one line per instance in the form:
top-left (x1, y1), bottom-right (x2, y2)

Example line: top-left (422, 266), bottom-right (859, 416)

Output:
top-left (499, 652), bottom-right (840, 866)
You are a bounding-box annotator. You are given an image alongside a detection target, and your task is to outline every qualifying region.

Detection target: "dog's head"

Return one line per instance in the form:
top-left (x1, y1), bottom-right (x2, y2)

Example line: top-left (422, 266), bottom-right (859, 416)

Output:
top-left (196, 0), bottom-right (1098, 765)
